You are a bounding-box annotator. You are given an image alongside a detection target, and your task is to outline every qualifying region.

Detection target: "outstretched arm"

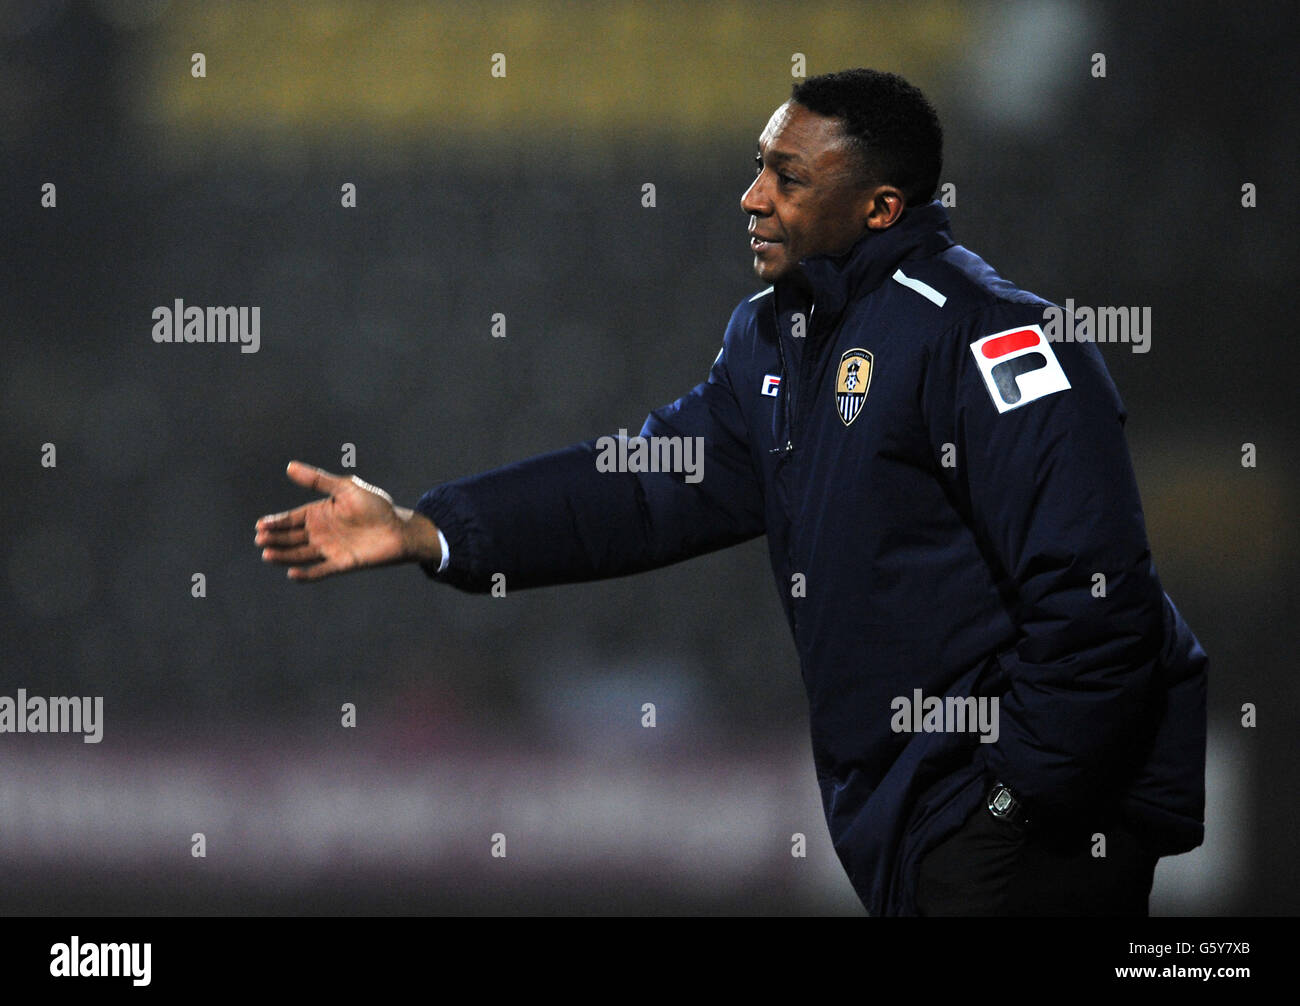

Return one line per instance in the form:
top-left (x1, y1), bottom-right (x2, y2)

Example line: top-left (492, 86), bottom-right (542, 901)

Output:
top-left (256, 308), bottom-right (765, 589)
top-left (414, 335), bottom-right (765, 592)
top-left (255, 460), bottom-right (442, 581)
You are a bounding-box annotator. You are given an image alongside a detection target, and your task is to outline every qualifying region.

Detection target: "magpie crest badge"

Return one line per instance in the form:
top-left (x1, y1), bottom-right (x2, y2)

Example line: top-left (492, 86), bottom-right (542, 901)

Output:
top-left (834, 348), bottom-right (873, 426)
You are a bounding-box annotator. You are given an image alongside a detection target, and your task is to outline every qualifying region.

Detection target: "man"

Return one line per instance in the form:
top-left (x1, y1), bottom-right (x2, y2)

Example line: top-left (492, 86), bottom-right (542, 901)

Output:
top-left (255, 69), bottom-right (1206, 916)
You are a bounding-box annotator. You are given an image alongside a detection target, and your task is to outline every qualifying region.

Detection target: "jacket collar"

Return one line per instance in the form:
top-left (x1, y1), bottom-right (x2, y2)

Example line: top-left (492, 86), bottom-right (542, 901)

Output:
top-left (780, 200), bottom-right (955, 318)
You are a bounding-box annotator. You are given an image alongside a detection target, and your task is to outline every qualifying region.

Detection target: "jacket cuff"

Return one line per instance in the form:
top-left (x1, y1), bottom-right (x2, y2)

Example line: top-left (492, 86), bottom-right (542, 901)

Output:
top-left (413, 482), bottom-right (485, 589)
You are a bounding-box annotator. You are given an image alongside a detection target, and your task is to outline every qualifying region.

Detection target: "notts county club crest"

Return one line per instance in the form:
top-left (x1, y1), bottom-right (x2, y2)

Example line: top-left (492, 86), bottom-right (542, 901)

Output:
top-left (835, 348), bottom-right (873, 426)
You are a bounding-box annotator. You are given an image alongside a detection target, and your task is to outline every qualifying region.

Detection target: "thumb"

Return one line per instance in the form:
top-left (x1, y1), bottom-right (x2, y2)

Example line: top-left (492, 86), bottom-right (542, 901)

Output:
top-left (285, 460), bottom-right (346, 497)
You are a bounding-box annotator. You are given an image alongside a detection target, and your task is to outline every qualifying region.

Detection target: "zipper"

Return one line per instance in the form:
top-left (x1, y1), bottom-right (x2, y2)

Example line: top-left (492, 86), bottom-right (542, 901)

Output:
top-left (770, 297), bottom-right (837, 454)
top-left (766, 294), bottom-right (797, 635)
top-left (769, 296), bottom-right (795, 453)
top-left (767, 287), bottom-right (844, 645)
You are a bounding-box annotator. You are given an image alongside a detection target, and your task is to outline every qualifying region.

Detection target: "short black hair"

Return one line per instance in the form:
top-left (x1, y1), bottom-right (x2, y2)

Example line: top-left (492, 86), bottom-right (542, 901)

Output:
top-left (790, 68), bottom-right (943, 206)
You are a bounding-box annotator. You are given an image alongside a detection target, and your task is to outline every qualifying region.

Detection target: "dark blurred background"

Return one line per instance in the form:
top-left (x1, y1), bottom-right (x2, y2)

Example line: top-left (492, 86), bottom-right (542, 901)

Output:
top-left (1, 0), bottom-right (1295, 915)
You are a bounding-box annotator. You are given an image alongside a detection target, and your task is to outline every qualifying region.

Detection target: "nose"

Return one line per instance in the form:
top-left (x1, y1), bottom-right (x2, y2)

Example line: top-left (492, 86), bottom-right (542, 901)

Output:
top-left (741, 171), bottom-right (770, 217)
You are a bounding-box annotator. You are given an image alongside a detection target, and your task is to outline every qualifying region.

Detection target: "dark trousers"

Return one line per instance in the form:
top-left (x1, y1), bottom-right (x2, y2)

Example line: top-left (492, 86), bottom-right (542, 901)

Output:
top-left (914, 802), bottom-right (1158, 916)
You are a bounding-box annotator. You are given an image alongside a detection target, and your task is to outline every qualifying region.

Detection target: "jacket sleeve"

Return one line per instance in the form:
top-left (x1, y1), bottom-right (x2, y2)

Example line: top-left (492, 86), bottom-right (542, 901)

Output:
top-left (413, 312), bottom-right (766, 592)
top-left (921, 304), bottom-right (1166, 825)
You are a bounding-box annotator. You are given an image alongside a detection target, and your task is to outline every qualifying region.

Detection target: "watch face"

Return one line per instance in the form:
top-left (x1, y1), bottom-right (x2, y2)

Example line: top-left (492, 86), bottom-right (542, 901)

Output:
top-left (990, 787), bottom-right (1013, 816)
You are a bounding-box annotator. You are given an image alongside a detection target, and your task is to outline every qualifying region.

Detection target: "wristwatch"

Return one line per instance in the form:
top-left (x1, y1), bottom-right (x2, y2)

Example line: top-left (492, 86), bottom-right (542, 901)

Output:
top-left (987, 781), bottom-right (1030, 827)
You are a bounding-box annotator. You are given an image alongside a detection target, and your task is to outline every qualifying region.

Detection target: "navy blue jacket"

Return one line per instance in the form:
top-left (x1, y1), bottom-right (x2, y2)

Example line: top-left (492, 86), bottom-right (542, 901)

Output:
top-left (415, 201), bottom-right (1207, 915)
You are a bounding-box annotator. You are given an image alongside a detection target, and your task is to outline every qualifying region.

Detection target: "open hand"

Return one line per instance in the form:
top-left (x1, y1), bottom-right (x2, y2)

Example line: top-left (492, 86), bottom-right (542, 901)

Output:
top-left (255, 461), bottom-right (440, 581)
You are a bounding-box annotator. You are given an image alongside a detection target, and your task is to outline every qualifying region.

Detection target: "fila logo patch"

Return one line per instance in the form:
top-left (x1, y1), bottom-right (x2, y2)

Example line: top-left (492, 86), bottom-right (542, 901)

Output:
top-left (761, 374), bottom-right (782, 397)
top-left (970, 325), bottom-right (1070, 413)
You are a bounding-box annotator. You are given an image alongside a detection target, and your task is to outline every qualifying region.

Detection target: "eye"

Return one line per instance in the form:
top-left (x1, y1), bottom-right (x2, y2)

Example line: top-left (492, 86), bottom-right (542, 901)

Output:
top-left (778, 173), bottom-right (795, 186)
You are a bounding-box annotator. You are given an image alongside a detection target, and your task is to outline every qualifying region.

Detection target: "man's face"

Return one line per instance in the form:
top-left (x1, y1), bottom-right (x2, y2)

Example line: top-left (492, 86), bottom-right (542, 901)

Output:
top-left (741, 101), bottom-right (873, 283)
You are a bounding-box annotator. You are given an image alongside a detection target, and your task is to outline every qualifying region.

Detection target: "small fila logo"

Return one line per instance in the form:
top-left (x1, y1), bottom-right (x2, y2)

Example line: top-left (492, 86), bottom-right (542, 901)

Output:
top-left (761, 374), bottom-right (782, 397)
top-left (834, 348), bottom-right (873, 426)
top-left (970, 325), bottom-right (1070, 414)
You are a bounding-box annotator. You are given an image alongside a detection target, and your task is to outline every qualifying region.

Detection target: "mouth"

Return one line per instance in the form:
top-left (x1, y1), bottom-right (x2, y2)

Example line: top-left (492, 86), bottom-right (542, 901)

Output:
top-left (749, 233), bottom-right (783, 254)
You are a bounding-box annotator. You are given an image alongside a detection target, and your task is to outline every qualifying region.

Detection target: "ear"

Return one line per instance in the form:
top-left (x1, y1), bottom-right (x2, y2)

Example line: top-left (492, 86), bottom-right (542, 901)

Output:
top-left (864, 184), bottom-right (905, 231)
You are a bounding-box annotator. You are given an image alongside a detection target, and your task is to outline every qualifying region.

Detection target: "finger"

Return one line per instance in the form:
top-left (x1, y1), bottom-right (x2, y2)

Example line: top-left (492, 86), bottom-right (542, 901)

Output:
top-left (286, 460), bottom-right (345, 497)
top-left (288, 560), bottom-right (342, 582)
top-left (261, 544), bottom-right (323, 565)
top-left (255, 527), bottom-right (308, 548)
top-left (256, 505), bottom-right (308, 531)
